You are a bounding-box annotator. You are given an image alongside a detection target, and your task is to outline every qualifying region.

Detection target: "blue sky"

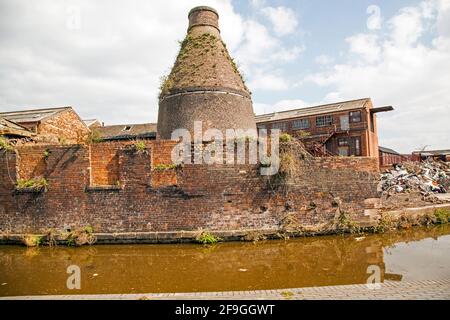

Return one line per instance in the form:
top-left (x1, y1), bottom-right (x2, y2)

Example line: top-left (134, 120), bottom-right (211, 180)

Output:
top-left (0, 0), bottom-right (449, 153)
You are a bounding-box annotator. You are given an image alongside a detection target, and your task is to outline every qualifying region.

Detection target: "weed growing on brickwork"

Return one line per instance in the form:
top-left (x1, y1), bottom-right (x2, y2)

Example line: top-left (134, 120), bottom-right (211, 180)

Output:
top-left (337, 212), bottom-right (361, 234)
top-left (62, 226), bottom-right (96, 246)
top-left (16, 178), bottom-right (48, 191)
top-left (434, 208), bottom-right (450, 224)
top-left (196, 231), bottom-right (221, 245)
top-left (374, 213), bottom-right (397, 233)
top-left (87, 131), bottom-right (104, 144)
top-left (153, 164), bottom-right (179, 171)
top-left (44, 228), bottom-right (58, 247)
top-left (0, 136), bottom-right (14, 152)
top-left (22, 235), bottom-right (43, 247)
top-left (265, 137), bottom-right (311, 194)
top-left (133, 141), bottom-right (146, 153)
top-left (43, 149), bottom-right (51, 159)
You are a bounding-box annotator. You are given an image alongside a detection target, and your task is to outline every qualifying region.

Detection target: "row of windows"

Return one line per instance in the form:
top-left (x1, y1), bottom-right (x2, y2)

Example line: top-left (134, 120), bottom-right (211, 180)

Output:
top-left (259, 111), bottom-right (362, 131)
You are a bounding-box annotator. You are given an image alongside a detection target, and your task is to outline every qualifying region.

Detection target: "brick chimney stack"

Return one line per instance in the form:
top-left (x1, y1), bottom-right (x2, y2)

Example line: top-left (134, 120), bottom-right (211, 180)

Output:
top-left (188, 6), bottom-right (220, 36)
top-left (157, 6), bottom-right (256, 140)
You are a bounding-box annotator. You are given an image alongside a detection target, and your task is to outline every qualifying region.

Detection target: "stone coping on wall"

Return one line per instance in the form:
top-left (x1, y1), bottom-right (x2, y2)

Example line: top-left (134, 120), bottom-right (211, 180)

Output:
top-left (1, 202), bottom-right (449, 245)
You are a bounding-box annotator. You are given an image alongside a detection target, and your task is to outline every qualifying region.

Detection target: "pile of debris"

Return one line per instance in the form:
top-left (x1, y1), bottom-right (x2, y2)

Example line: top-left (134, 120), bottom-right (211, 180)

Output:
top-left (381, 160), bottom-right (450, 196)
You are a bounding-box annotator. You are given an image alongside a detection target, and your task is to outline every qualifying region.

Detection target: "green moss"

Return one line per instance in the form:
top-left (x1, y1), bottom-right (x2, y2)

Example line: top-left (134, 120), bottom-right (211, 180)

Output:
top-left (16, 178), bottom-right (49, 191)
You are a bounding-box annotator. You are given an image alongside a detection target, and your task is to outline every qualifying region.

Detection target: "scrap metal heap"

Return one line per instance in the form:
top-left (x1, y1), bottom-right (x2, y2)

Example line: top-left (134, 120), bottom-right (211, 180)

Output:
top-left (381, 160), bottom-right (450, 196)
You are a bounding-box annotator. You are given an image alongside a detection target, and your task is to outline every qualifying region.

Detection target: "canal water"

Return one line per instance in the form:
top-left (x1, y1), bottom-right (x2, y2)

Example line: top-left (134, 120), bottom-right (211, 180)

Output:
top-left (1, 225), bottom-right (449, 297)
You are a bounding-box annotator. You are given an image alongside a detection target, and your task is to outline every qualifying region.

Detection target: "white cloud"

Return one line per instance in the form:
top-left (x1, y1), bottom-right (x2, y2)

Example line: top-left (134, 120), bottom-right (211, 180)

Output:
top-left (305, 0), bottom-right (450, 153)
top-left (346, 34), bottom-right (381, 63)
top-left (261, 6), bottom-right (298, 36)
top-left (248, 70), bottom-right (289, 91)
top-left (315, 54), bottom-right (334, 65)
top-left (0, 0), bottom-right (301, 123)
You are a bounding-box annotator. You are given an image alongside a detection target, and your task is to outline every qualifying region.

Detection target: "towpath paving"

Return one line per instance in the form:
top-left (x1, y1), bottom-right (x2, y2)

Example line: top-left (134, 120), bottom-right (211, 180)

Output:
top-left (1, 279), bottom-right (449, 300)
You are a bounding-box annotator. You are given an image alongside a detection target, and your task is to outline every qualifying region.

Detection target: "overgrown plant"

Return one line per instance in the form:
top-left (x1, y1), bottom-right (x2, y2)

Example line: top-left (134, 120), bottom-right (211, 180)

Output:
top-left (196, 231), bottom-right (221, 245)
top-left (16, 178), bottom-right (49, 191)
top-left (0, 136), bottom-right (14, 152)
top-left (22, 235), bottom-right (43, 247)
top-left (434, 208), bottom-right (450, 224)
top-left (133, 141), bottom-right (146, 153)
top-left (87, 131), bottom-right (104, 144)
top-left (153, 164), bottom-right (179, 171)
top-left (337, 212), bottom-right (361, 234)
top-left (62, 226), bottom-right (96, 247)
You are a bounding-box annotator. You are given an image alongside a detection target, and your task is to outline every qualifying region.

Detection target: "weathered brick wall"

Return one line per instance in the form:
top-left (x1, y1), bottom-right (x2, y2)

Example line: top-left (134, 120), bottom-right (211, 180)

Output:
top-left (37, 109), bottom-right (90, 144)
top-left (0, 142), bottom-right (380, 234)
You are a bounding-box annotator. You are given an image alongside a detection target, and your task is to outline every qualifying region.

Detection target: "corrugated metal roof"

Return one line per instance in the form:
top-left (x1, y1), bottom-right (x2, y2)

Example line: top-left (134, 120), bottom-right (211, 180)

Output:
top-left (94, 123), bottom-right (157, 140)
top-left (255, 98), bottom-right (370, 123)
top-left (0, 107), bottom-right (72, 123)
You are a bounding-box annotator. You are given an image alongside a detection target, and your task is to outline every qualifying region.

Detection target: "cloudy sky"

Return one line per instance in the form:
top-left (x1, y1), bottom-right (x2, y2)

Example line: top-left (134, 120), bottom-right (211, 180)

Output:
top-left (0, 0), bottom-right (449, 153)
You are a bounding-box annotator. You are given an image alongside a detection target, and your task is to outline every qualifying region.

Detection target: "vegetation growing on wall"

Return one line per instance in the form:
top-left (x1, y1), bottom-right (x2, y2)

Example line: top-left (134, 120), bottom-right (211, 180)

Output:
top-left (159, 32), bottom-right (249, 98)
top-left (0, 136), bottom-right (14, 152)
top-left (16, 178), bottom-right (48, 191)
top-left (196, 231), bottom-right (221, 245)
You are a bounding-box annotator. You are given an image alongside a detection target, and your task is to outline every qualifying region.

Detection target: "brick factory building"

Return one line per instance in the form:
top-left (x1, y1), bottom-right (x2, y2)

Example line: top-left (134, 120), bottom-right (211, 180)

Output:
top-left (255, 98), bottom-right (393, 158)
top-left (0, 106), bottom-right (90, 144)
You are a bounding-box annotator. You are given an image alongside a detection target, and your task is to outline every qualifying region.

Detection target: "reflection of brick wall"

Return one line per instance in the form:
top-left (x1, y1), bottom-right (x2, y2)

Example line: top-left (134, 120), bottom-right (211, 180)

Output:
top-left (0, 142), bottom-right (380, 234)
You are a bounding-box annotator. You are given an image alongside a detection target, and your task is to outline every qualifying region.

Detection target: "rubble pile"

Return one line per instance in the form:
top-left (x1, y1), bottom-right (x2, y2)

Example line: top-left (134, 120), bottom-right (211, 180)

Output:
top-left (381, 160), bottom-right (450, 196)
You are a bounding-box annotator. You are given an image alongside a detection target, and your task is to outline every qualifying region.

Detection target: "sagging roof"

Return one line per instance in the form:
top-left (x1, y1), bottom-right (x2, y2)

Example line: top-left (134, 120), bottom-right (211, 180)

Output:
top-left (0, 117), bottom-right (33, 137)
top-left (379, 146), bottom-right (400, 155)
top-left (0, 107), bottom-right (73, 123)
top-left (255, 98), bottom-right (371, 123)
top-left (93, 123), bottom-right (157, 141)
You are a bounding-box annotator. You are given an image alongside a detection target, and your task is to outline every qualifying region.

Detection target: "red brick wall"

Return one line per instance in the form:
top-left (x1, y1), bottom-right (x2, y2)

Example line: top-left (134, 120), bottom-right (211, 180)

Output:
top-left (37, 109), bottom-right (90, 144)
top-left (0, 142), bottom-right (380, 234)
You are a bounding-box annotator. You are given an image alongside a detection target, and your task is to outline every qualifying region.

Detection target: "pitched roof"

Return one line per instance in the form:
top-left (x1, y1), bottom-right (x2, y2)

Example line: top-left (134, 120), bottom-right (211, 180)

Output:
top-left (0, 107), bottom-right (72, 123)
top-left (255, 98), bottom-right (370, 123)
top-left (83, 119), bottom-right (102, 128)
top-left (93, 123), bottom-right (157, 140)
top-left (0, 117), bottom-right (33, 137)
top-left (379, 146), bottom-right (400, 155)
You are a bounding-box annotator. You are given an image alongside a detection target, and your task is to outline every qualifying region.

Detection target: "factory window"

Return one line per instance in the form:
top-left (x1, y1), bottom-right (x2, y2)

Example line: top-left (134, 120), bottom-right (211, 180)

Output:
top-left (292, 119), bottom-right (310, 130)
top-left (316, 115), bottom-right (333, 127)
top-left (338, 138), bottom-right (349, 146)
top-left (350, 111), bottom-right (362, 123)
top-left (271, 122), bottom-right (287, 132)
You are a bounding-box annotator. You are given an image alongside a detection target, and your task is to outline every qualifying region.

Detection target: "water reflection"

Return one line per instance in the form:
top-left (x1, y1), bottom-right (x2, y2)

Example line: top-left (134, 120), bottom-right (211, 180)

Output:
top-left (0, 225), bottom-right (449, 296)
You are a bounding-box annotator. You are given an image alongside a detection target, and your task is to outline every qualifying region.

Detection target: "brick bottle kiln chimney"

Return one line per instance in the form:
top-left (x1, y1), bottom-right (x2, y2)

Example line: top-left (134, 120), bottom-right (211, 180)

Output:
top-left (157, 6), bottom-right (256, 140)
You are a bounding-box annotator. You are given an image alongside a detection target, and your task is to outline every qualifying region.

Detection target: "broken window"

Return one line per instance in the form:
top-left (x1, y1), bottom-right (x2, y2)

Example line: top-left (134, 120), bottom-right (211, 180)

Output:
top-left (316, 115), bottom-right (333, 127)
top-left (349, 111), bottom-right (362, 123)
top-left (292, 119), bottom-right (310, 130)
